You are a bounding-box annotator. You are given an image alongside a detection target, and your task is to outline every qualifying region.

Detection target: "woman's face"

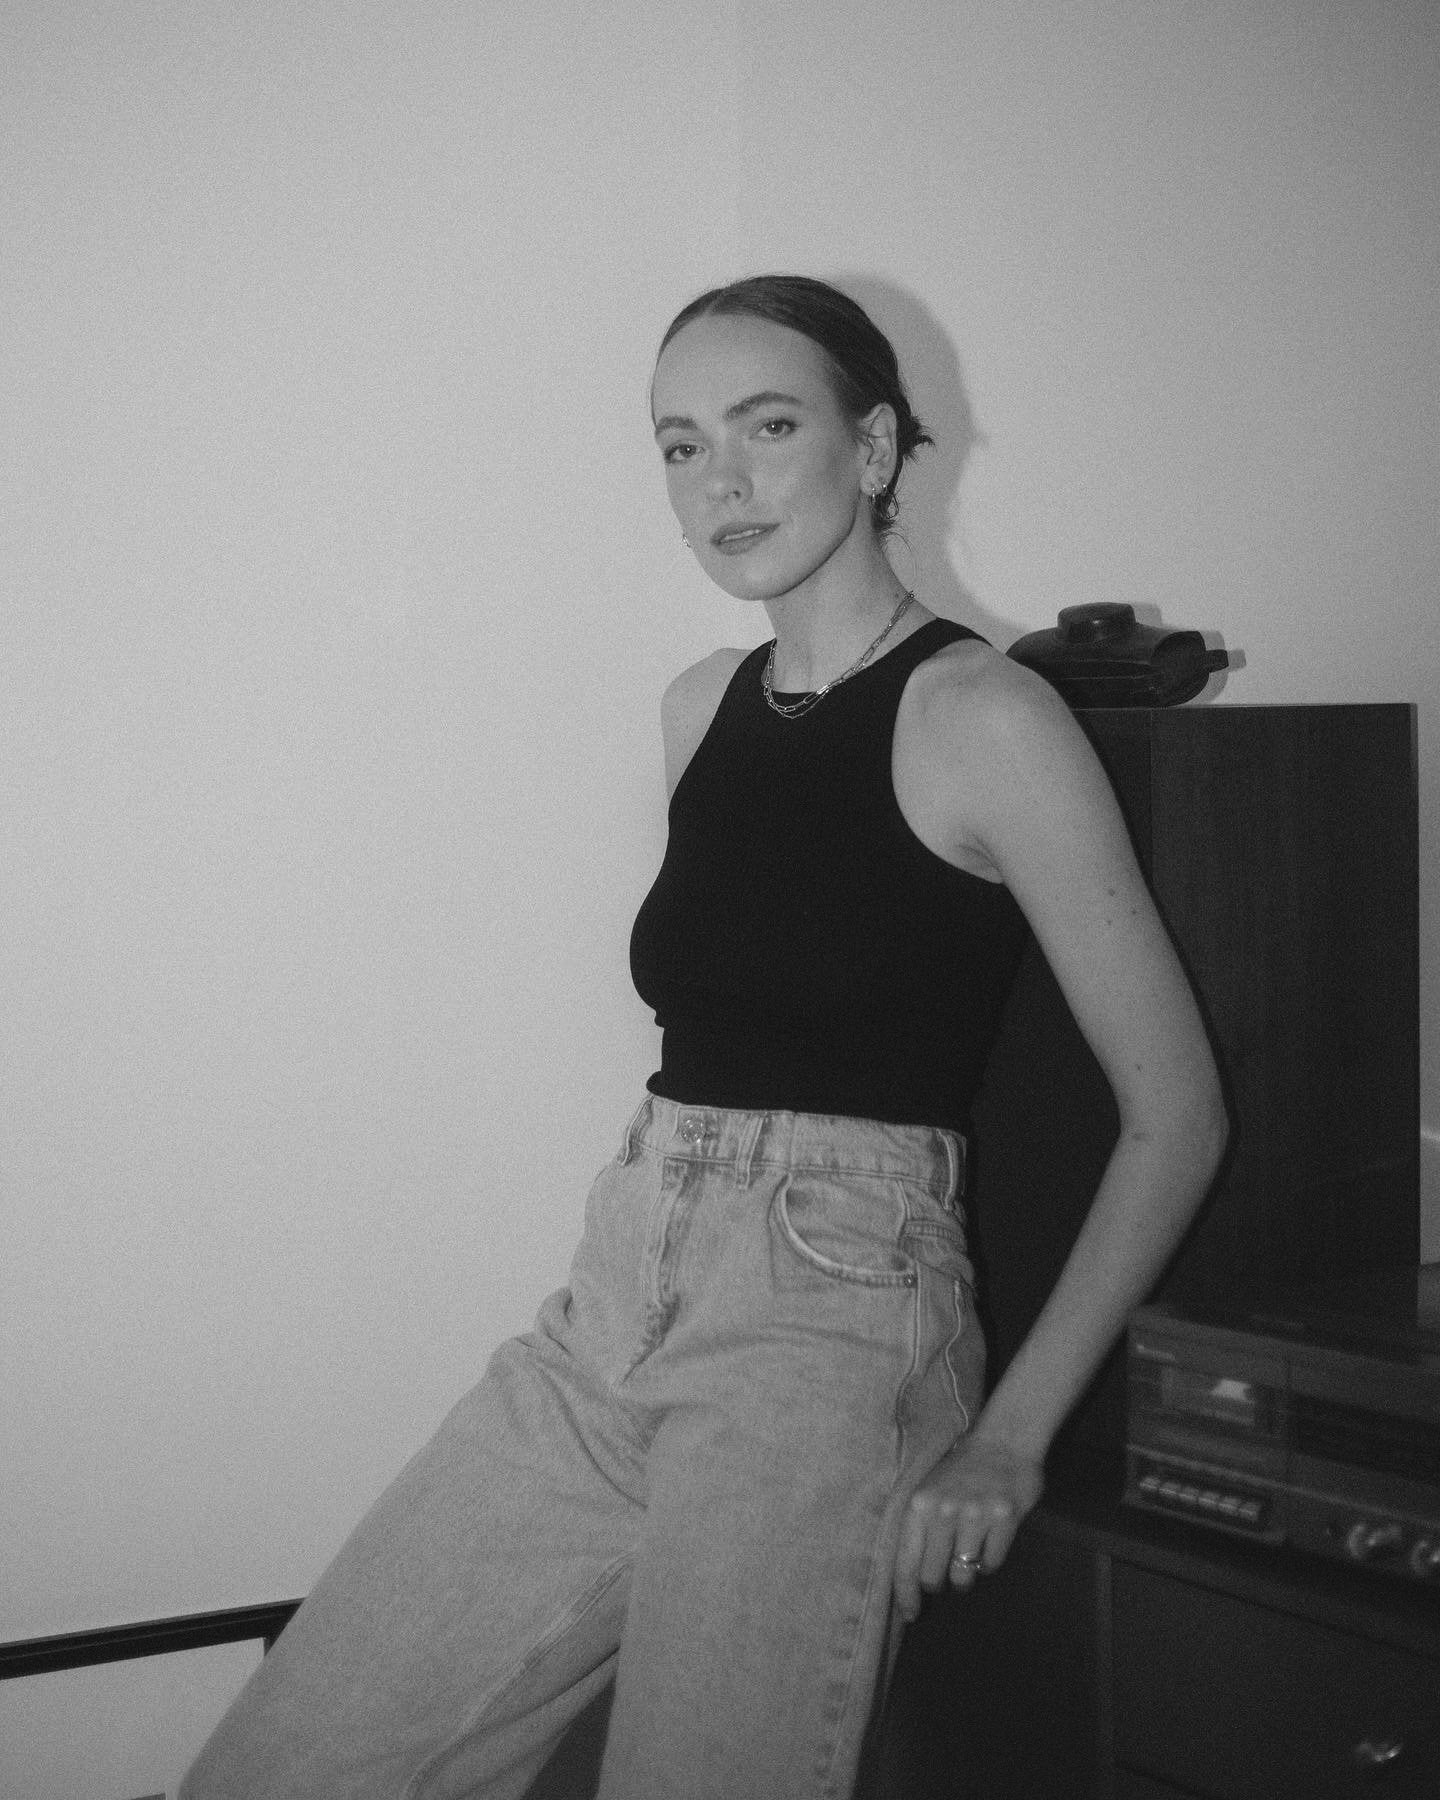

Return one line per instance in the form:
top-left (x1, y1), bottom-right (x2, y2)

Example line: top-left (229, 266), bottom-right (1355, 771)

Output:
top-left (651, 314), bottom-right (882, 603)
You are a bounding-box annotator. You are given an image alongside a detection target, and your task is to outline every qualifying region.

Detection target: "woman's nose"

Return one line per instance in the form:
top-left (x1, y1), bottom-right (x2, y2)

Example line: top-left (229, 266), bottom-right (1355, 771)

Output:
top-left (705, 450), bottom-right (750, 501)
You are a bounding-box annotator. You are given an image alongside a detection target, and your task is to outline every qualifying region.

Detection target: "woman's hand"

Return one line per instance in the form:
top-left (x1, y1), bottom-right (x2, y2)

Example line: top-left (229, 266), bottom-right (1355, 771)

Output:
top-left (891, 1433), bottom-right (1044, 1622)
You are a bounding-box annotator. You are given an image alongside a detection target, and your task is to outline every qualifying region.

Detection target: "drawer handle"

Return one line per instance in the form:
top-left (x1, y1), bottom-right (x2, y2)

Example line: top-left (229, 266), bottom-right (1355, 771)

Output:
top-left (1350, 1736), bottom-right (1405, 1774)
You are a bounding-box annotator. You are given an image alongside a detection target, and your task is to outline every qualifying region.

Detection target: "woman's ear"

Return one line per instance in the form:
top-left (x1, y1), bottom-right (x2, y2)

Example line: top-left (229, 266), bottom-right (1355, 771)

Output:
top-left (857, 402), bottom-right (899, 490)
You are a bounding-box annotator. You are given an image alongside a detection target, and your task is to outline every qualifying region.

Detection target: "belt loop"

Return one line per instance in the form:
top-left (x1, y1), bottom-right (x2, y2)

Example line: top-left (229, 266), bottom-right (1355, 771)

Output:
top-left (944, 1130), bottom-right (967, 1208)
top-left (619, 1096), bottom-right (652, 1166)
top-left (735, 1112), bottom-right (764, 1188)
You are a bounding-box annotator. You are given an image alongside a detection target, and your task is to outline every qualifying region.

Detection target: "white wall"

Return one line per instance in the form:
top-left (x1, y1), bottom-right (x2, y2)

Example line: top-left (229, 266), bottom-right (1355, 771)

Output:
top-left (2, 0), bottom-right (756, 1647)
top-left (4, 0), bottom-right (1437, 1682)
top-left (728, 0), bottom-right (1440, 1215)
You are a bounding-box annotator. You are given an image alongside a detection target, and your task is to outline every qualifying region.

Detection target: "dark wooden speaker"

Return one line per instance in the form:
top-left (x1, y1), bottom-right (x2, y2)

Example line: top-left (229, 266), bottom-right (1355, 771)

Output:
top-left (965, 704), bottom-right (1420, 1451)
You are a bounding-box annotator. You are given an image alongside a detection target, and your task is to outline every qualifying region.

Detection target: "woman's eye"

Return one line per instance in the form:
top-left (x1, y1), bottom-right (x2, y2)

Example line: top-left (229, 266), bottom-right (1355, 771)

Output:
top-left (757, 418), bottom-right (795, 439)
top-left (662, 442), bottom-right (699, 465)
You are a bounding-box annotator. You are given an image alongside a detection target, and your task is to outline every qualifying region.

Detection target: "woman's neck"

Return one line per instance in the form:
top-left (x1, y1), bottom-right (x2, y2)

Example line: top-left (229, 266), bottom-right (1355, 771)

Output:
top-left (764, 545), bottom-right (925, 693)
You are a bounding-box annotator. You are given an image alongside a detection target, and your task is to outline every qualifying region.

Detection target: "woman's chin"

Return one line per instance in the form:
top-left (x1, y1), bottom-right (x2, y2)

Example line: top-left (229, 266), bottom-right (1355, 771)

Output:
top-left (698, 550), bottom-right (826, 608)
top-left (699, 559), bottom-right (788, 605)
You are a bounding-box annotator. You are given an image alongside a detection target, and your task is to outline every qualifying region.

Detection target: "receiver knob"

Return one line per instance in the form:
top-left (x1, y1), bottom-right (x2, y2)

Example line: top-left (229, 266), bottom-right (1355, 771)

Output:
top-left (1351, 1737), bottom-right (1406, 1773)
top-left (1345, 1520), bottom-right (1405, 1563)
top-left (1409, 1537), bottom-right (1440, 1578)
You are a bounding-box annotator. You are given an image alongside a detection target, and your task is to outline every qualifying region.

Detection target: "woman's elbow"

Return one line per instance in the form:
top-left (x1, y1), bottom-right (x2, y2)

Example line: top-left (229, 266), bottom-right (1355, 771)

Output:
top-left (1196, 1090), bottom-right (1230, 1179)
top-left (1178, 1074), bottom-right (1229, 1182)
top-left (1123, 1072), bottom-right (1229, 1181)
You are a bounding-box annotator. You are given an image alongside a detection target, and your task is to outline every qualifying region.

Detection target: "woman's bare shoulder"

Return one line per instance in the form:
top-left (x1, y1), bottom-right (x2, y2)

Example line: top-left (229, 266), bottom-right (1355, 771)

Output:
top-left (897, 634), bottom-right (1122, 867)
top-left (662, 645), bottom-right (751, 714)
top-left (908, 635), bottom-right (1098, 774)
top-left (661, 646), bottom-right (752, 796)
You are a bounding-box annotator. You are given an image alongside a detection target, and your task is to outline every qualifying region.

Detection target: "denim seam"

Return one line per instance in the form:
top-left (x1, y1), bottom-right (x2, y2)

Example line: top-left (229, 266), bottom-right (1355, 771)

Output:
top-left (402, 1554), bottom-right (631, 1800)
top-left (815, 1306), bottom-right (916, 1797)
top-left (618, 1152), bottom-right (694, 1380)
top-left (654, 1151), bottom-right (950, 1191)
top-left (815, 1500), bottom-right (895, 1800)
top-left (942, 1277), bottom-right (974, 1434)
top-left (628, 1150), bottom-right (957, 1221)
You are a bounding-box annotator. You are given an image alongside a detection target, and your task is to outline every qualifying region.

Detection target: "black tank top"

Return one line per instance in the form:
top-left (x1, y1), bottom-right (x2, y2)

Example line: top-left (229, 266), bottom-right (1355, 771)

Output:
top-left (629, 618), bottom-right (1030, 1135)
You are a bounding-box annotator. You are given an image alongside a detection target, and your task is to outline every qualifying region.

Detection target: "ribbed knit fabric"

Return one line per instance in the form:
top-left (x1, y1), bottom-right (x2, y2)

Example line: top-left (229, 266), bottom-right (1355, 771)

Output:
top-left (629, 618), bottom-right (1030, 1135)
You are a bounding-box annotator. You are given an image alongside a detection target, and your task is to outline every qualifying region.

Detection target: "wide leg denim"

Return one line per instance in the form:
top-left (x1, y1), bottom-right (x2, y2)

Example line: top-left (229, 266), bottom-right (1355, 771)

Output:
top-left (181, 1096), bottom-right (985, 1800)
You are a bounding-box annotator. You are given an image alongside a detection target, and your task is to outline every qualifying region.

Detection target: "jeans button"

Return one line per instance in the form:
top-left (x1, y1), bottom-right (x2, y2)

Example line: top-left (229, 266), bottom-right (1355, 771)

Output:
top-left (679, 1115), bottom-right (708, 1145)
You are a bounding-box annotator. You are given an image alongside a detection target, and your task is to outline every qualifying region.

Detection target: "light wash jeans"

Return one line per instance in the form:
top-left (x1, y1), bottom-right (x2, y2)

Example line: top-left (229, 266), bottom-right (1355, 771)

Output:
top-left (181, 1096), bottom-right (985, 1800)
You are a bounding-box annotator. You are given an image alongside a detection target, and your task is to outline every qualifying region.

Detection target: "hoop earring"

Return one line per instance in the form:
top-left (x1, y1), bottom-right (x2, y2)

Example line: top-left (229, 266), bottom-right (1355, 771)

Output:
top-left (869, 480), bottom-right (898, 527)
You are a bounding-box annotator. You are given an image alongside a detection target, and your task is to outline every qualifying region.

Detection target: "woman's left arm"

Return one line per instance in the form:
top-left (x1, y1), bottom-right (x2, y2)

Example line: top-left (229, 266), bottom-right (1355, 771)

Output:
top-left (892, 659), bottom-right (1228, 1619)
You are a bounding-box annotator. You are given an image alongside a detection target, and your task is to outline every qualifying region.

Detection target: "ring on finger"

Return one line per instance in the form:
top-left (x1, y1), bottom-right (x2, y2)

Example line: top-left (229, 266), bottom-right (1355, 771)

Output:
top-left (950, 1550), bottom-right (982, 1572)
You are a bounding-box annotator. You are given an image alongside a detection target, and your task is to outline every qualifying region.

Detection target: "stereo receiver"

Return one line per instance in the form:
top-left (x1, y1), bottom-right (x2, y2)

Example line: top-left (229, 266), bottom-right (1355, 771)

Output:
top-left (1124, 1271), bottom-right (1440, 1585)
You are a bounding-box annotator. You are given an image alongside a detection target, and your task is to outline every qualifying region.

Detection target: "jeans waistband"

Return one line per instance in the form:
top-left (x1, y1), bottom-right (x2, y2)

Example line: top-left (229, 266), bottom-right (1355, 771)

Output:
top-left (622, 1094), bottom-right (965, 1206)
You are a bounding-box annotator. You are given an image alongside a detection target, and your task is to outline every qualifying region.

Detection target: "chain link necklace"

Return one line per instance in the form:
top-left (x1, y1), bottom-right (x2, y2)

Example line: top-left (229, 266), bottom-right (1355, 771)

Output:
top-left (761, 591), bottom-right (915, 720)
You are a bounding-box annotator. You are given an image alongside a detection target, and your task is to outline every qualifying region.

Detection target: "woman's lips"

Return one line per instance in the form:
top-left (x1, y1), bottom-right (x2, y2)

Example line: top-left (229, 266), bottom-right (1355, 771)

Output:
top-left (710, 523), bottom-right (778, 555)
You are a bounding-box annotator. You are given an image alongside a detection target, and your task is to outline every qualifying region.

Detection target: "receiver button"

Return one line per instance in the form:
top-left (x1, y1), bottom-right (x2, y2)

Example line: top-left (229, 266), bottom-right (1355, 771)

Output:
top-left (1408, 1537), bottom-right (1440, 1579)
top-left (1345, 1520), bottom-right (1405, 1564)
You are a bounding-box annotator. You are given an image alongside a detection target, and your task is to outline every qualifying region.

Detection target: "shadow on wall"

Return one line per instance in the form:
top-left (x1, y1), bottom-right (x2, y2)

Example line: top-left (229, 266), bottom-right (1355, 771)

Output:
top-left (837, 272), bottom-right (993, 639)
top-left (837, 271), bottom-right (1236, 704)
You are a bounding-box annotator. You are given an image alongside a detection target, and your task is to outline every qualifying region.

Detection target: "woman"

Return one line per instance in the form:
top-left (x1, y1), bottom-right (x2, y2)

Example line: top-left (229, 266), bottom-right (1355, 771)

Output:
top-left (183, 277), bottom-right (1225, 1800)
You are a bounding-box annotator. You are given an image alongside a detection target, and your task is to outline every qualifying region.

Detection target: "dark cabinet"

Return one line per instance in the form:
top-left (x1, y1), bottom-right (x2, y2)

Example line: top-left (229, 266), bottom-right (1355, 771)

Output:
top-left (1113, 1561), bottom-right (1439, 1797)
top-left (873, 1472), bottom-right (1440, 1800)
top-left (1112, 1778), bottom-right (1196, 1800)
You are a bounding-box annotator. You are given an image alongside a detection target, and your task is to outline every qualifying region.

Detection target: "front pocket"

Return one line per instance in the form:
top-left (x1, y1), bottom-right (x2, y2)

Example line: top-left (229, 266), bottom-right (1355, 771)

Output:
top-left (772, 1171), bottom-right (915, 1287)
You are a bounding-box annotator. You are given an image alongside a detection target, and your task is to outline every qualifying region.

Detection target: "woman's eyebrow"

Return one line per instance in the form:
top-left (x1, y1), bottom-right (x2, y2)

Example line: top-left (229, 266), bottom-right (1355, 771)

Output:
top-left (653, 390), bottom-right (807, 437)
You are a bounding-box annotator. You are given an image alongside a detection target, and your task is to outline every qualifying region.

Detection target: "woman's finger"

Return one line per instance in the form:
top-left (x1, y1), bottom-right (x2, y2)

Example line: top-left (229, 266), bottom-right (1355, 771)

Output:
top-left (947, 1541), bottom-right (984, 1587)
top-left (977, 1503), bottom-right (1021, 1571)
top-left (892, 1488), bottom-right (938, 1620)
